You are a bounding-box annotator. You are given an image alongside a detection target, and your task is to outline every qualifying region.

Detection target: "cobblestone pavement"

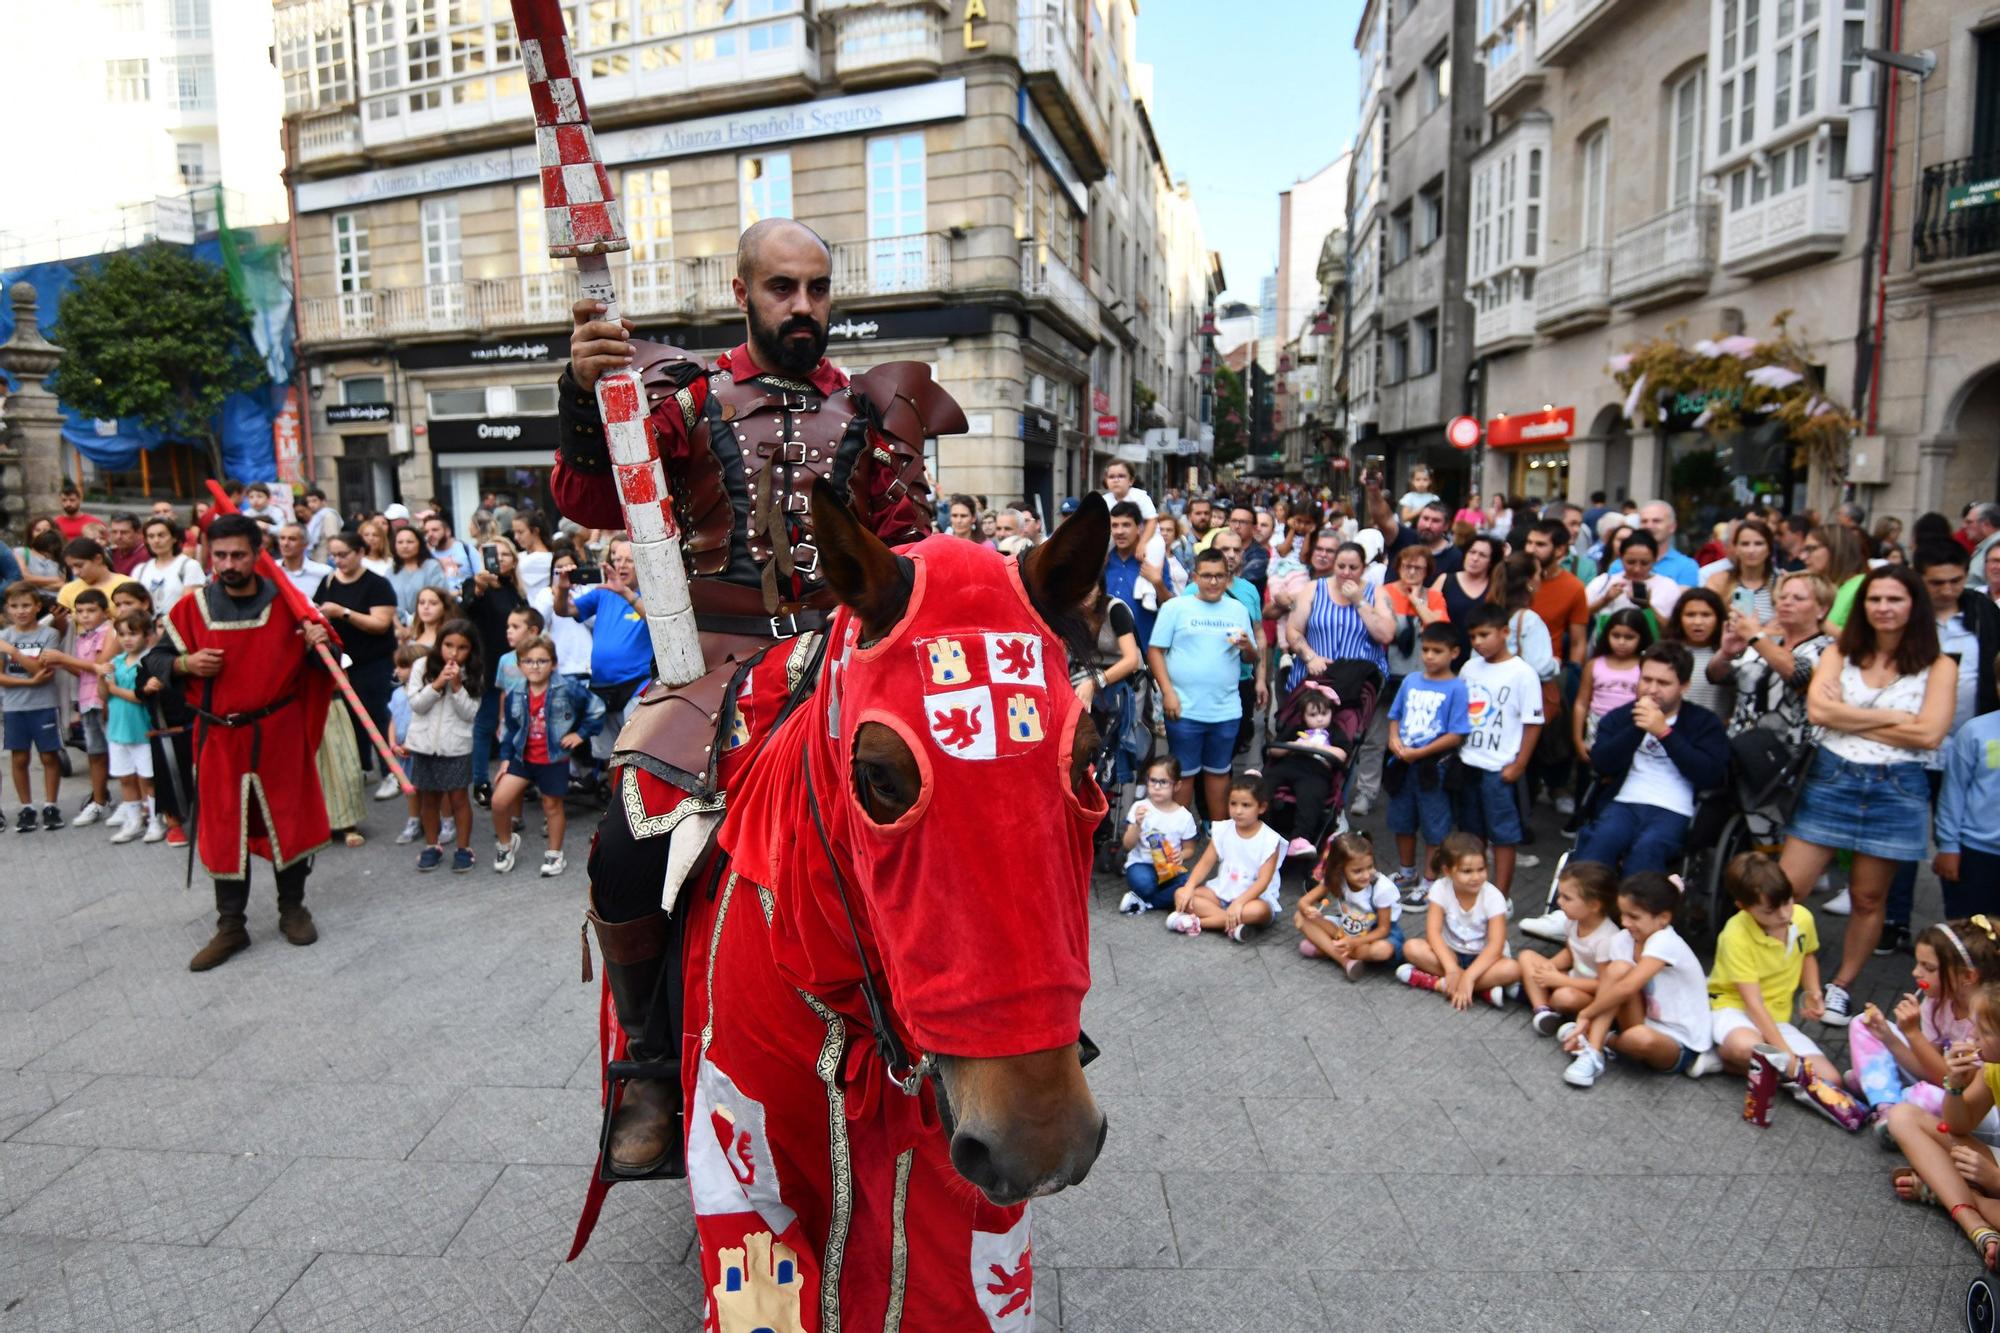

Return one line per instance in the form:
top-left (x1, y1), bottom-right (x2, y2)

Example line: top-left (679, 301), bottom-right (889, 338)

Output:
top-left (0, 768), bottom-right (1981, 1331)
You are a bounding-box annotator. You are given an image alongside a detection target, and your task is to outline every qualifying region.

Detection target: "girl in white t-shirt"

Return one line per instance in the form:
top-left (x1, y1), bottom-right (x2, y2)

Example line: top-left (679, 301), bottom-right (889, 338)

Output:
top-left (1397, 832), bottom-right (1521, 1010)
top-left (1520, 859), bottom-right (1622, 1035)
top-left (1169, 776), bottom-right (1286, 943)
top-left (1559, 871), bottom-right (1713, 1088)
top-left (1120, 756), bottom-right (1198, 915)
top-left (1295, 832), bottom-right (1402, 981)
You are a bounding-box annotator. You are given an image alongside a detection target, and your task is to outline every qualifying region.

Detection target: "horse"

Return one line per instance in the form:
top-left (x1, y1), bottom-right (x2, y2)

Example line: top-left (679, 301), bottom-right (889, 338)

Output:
top-left (634, 481), bottom-right (1110, 1331)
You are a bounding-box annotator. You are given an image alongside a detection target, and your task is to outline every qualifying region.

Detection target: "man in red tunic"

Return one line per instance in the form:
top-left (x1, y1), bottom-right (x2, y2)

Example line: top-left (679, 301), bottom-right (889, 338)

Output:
top-left (166, 514), bottom-right (336, 972)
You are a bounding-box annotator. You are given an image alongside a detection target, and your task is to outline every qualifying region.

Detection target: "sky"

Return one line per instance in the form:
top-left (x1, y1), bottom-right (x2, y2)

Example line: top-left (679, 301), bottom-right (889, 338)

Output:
top-left (1138, 1), bottom-right (1363, 308)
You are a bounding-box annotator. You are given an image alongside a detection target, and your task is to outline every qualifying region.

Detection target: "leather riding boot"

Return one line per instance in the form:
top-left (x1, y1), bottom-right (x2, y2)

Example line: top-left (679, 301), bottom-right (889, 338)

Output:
top-left (589, 905), bottom-right (677, 1176)
top-left (275, 862), bottom-right (318, 946)
top-left (190, 880), bottom-right (252, 972)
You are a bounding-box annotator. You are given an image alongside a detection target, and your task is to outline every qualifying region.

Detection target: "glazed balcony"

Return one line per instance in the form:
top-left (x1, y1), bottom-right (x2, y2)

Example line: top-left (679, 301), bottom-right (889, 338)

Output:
top-left (833, 6), bottom-right (945, 89)
top-left (1019, 240), bottom-right (1098, 346)
top-left (1533, 0), bottom-right (1628, 65)
top-left (293, 107), bottom-right (362, 167)
top-left (1721, 160), bottom-right (1852, 277)
top-left (1018, 0), bottom-right (1110, 181)
top-left (1473, 276), bottom-right (1537, 354)
top-left (1608, 202), bottom-right (1716, 310)
top-left (1534, 248), bottom-right (1610, 334)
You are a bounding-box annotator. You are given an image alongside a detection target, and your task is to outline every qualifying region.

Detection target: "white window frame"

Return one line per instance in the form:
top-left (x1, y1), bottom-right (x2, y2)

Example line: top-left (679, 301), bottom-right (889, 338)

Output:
top-left (422, 197), bottom-right (462, 286)
top-left (105, 58), bottom-right (149, 103)
top-left (1580, 127), bottom-right (1609, 247)
top-left (1668, 70), bottom-right (1704, 207)
top-left (168, 0), bottom-right (210, 39)
top-left (333, 212), bottom-right (370, 293)
top-left (176, 142), bottom-right (208, 187)
top-left (164, 55), bottom-right (215, 112)
top-left (739, 151), bottom-right (793, 228)
top-left (866, 132), bottom-right (927, 291)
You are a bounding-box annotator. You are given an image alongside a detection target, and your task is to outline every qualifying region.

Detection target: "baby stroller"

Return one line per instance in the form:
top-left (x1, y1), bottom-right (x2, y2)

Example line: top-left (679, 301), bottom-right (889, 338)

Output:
top-left (1088, 675), bottom-right (1153, 874)
top-left (1260, 659), bottom-right (1382, 854)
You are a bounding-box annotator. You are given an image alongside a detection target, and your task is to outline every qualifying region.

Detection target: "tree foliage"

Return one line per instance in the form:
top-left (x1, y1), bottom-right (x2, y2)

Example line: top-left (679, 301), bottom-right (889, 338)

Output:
top-left (49, 244), bottom-right (267, 476)
top-left (1211, 365), bottom-right (1248, 466)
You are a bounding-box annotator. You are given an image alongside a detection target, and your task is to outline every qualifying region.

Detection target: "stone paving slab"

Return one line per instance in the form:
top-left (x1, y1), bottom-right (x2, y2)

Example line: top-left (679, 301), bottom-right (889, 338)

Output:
top-left (0, 767), bottom-right (1986, 1330)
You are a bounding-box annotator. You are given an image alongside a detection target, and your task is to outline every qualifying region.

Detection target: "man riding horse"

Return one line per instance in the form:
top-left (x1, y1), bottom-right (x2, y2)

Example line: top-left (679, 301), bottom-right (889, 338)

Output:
top-left (555, 218), bottom-right (963, 1173)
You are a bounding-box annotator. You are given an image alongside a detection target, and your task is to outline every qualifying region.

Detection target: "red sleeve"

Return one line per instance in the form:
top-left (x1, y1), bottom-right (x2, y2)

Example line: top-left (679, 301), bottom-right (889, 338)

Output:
top-left (551, 378), bottom-right (706, 530)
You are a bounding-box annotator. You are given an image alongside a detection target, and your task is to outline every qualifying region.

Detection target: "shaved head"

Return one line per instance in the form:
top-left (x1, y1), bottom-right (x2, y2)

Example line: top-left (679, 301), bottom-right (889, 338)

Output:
top-left (736, 218), bottom-right (830, 283)
top-left (734, 219), bottom-right (833, 375)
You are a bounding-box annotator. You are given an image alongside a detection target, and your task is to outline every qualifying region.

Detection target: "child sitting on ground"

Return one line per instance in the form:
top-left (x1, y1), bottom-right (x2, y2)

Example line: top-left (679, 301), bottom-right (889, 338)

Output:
top-left (1884, 983), bottom-right (2000, 1271)
top-left (1396, 832), bottom-right (1520, 1010)
top-left (1519, 859), bottom-right (1622, 1035)
top-left (1120, 756), bottom-right (1197, 915)
top-left (97, 611), bottom-right (163, 844)
top-left (491, 634), bottom-right (601, 877)
top-left (1262, 687), bottom-right (1352, 857)
top-left (1859, 918), bottom-right (2000, 1122)
top-left (1558, 871), bottom-right (1714, 1088)
top-left (1167, 775), bottom-right (1285, 943)
top-left (1295, 831), bottom-right (1401, 981)
top-left (1707, 852), bottom-right (1833, 1086)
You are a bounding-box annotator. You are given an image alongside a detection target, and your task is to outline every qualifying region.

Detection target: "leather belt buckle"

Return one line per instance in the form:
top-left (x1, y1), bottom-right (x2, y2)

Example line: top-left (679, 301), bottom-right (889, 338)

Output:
top-left (883, 478), bottom-right (909, 501)
top-left (780, 392), bottom-right (813, 412)
top-left (792, 542), bottom-right (819, 575)
top-left (783, 492), bottom-right (810, 514)
top-left (781, 440), bottom-right (807, 464)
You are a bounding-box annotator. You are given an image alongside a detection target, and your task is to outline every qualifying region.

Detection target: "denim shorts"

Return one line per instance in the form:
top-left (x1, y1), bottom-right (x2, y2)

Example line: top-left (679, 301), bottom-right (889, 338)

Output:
top-left (1666, 1043), bottom-right (1703, 1076)
top-left (1787, 750), bottom-right (1931, 862)
top-left (1165, 716), bottom-right (1238, 775)
top-left (2, 707), bottom-right (61, 754)
top-left (1454, 766), bottom-right (1524, 845)
top-left (80, 708), bottom-right (107, 756)
top-left (502, 757), bottom-right (570, 800)
top-left (1387, 779), bottom-right (1452, 845)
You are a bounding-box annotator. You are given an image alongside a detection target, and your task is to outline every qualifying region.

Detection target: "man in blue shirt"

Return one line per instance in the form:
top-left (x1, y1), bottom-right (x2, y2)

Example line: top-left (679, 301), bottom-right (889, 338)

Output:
top-left (552, 538), bottom-right (653, 755)
top-left (1606, 501), bottom-right (1700, 587)
top-left (1104, 501), bottom-right (1164, 652)
top-left (1148, 548), bottom-right (1261, 819)
top-left (1210, 527), bottom-right (1265, 756)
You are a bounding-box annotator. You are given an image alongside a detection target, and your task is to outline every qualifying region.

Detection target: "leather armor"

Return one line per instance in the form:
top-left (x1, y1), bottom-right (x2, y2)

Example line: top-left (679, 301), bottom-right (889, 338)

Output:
top-left (556, 339), bottom-right (966, 802)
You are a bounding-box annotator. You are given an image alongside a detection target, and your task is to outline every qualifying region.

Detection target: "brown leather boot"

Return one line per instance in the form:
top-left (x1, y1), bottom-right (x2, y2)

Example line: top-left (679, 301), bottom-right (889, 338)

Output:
top-left (277, 905), bottom-right (318, 945)
top-left (590, 906), bottom-right (677, 1176)
top-left (189, 915), bottom-right (250, 971)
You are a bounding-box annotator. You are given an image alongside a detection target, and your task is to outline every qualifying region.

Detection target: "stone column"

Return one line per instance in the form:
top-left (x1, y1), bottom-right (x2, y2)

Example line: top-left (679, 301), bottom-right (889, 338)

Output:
top-left (1626, 429), bottom-right (1665, 501)
top-left (0, 282), bottom-right (66, 541)
top-left (1916, 437), bottom-right (1957, 521)
top-left (1567, 435), bottom-right (1606, 507)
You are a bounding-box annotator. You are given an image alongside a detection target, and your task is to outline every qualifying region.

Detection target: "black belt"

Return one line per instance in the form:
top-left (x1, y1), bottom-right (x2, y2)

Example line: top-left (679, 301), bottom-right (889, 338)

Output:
top-left (194, 697), bottom-right (295, 729)
top-left (696, 609), bottom-right (828, 640)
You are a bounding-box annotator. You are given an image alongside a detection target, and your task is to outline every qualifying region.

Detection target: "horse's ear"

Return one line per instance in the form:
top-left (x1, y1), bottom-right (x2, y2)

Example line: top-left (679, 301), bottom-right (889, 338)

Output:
top-left (1023, 493), bottom-right (1110, 621)
top-left (809, 476), bottom-right (911, 640)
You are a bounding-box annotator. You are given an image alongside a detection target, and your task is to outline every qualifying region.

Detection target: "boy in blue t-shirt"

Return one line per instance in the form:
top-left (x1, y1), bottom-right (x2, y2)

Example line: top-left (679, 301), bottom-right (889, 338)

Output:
top-left (1384, 621), bottom-right (1472, 898)
top-left (1934, 688), bottom-right (2000, 920)
top-left (1147, 548), bottom-right (1262, 820)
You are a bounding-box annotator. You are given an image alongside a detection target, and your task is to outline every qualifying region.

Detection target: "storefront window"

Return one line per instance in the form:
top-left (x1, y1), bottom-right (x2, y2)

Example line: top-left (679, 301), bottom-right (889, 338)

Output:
top-left (1510, 448), bottom-right (1570, 504)
top-left (1666, 424), bottom-right (1792, 552)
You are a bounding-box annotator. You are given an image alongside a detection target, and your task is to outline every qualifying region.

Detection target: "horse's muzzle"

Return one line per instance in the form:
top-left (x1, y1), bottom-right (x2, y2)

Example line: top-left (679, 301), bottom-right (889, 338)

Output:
top-left (933, 1044), bottom-right (1106, 1207)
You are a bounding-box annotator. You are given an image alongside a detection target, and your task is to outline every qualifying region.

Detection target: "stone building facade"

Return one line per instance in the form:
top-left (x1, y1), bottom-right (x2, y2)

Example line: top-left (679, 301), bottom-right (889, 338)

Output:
top-left (274, 0), bottom-right (1213, 526)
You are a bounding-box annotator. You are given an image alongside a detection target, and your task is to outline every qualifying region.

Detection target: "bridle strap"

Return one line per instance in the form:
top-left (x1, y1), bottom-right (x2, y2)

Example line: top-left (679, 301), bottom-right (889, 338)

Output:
top-left (800, 742), bottom-right (928, 1095)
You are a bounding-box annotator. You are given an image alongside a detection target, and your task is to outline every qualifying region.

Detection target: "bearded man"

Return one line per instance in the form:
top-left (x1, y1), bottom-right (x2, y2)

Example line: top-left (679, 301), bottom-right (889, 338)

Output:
top-left (551, 218), bottom-right (965, 1176)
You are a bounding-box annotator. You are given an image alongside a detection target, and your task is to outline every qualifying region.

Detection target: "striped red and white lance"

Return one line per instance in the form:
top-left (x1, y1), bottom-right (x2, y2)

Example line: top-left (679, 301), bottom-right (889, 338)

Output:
top-left (512, 0), bottom-right (703, 687)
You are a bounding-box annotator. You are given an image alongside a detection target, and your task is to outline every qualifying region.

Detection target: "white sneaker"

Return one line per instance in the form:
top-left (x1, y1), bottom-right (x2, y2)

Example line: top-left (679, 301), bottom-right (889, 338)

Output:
top-left (1686, 1050), bottom-right (1725, 1079)
top-left (142, 816), bottom-right (166, 844)
top-left (1823, 888), bottom-right (1853, 916)
top-left (540, 850), bottom-right (567, 877)
top-left (396, 816), bottom-right (423, 845)
top-left (1484, 986), bottom-right (1507, 1010)
top-left (439, 816), bottom-right (456, 844)
top-left (1554, 794), bottom-right (1576, 816)
top-left (1117, 891), bottom-right (1149, 915)
top-left (1164, 911), bottom-right (1201, 936)
top-left (1515, 852), bottom-right (1542, 869)
top-left (373, 774), bottom-right (401, 800)
top-left (1226, 924), bottom-right (1248, 943)
top-left (109, 810), bottom-right (143, 844)
top-left (1521, 909), bottom-right (1569, 944)
top-left (493, 832), bottom-right (520, 874)
top-left (1563, 1045), bottom-right (1607, 1088)
top-left (1347, 797), bottom-right (1373, 818)
top-left (73, 801), bottom-right (108, 826)
top-left (1556, 1021), bottom-right (1580, 1046)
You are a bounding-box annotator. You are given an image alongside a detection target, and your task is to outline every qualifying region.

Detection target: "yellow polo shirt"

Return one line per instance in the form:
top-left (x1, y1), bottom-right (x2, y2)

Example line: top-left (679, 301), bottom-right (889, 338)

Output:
top-left (1708, 904), bottom-right (1818, 1024)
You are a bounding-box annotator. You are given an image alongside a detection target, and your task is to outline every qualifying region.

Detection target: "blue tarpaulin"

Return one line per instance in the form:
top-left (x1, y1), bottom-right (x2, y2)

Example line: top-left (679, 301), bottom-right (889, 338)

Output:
top-left (0, 231), bottom-right (293, 483)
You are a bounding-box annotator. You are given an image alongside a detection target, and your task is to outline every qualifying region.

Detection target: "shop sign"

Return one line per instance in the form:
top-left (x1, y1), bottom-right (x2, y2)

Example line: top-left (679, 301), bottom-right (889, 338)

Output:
top-left (299, 81), bottom-right (969, 212)
top-left (1486, 405), bottom-right (1575, 447)
top-left (1021, 406), bottom-right (1059, 449)
top-left (1095, 414), bottom-right (1120, 440)
top-left (273, 387), bottom-right (304, 484)
top-left (427, 415), bottom-right (560, 452)
top-left (399, 337), bottom-right (562, 371)
top-left (1948, 177), bottom-right (2000, 212)
top-left (962, 0), bottom-right (987, 50)
top-left (326, 402), bottom-right (395, 424)
top-left (1445, 415), bottom-right (1482, 450)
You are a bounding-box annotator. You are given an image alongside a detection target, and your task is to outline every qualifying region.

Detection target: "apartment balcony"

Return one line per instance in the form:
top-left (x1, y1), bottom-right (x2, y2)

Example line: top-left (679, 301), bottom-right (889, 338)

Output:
top-left (1019, 241), bottom-right (1098, 347)
top-left (1914, 154), bottom-right (2000, 283)
top-left (293, 106), bottom-right (362, 168)
top-left (1608, 202), bottom-right (1717, 310)
top-left (1018, 0), bottom-right (1110, 181)
top-left (1533, 248), bottom-right (1610, 335)
top-left (1533, 0), bottom-right (1628, 65)
top-left (298, 234), bottom-right (953, 345)
top-left (1482, 35), bottom-right (1543, 115)
top-left (834, 6), bottom-right (945, 89)
top-left (1474, 279), bottom-right (1537, 354)
top-left (1722, 168), bottom-right (1852, 277)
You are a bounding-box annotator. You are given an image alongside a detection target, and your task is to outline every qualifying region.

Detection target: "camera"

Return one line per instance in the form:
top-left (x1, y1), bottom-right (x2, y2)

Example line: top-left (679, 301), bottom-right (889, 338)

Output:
top-left (570, 564), bottom-right (604, 586)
